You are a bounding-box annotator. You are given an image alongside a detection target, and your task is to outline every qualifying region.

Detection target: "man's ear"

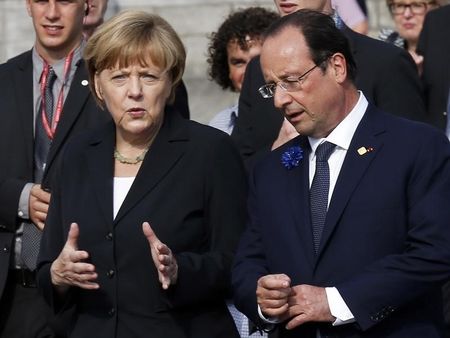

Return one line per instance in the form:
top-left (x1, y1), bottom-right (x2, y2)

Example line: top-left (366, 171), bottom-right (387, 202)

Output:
top-left (329, 53), bottom-right (347, 84)
top-left (26, 0), bottom-right (32, 17)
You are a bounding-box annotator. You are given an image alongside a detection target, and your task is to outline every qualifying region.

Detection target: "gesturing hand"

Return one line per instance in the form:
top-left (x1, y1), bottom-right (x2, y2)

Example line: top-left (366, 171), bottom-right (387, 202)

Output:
top-left (256, 274), bottom-right (292, 319)
top-left (285, 284), bottom-right (334, 330)
top-left (29, 184), bottom-right (51, 230)
top-left (50, 223), bottom-right (98, 294)
top-left (142, 222), bottom-right (178, 290)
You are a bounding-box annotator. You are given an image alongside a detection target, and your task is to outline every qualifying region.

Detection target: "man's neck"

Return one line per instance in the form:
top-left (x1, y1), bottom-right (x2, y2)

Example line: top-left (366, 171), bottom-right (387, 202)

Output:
top-left (35, 39), bottom-right (83, 65)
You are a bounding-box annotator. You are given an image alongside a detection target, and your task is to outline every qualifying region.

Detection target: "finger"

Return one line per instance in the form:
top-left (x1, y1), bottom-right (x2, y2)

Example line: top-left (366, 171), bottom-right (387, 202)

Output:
top-left (157, 253), bottom-right (173, 266)
top-left (31, 185), bottom-right (51, 203)
top-left (68, 250), bottom-right (89, 263)
top-left (258, 274), bottom-right (291, 290)
top-left (156, 243), bottom-right (171, 255)
top-left (73, 280), bottom-right (100, 290)
top-left (142, 222), bottom-right (161, 249)
top-left (34, 210), bottom-right (48, 222)
top-left (32, 201), bottom-right (49, 214)
top-left (257, 287), bottom-right (291, 301)
top-left (285, 313), bottom-right (308, 330)
top-left (35, 221), bottom-right (45, 231)
top-left (70, 261), bottom-right (96, 274)
top-left (65, 223), bottom-right (80, 249)
top-left (259, 303), bottom-right (289, 318)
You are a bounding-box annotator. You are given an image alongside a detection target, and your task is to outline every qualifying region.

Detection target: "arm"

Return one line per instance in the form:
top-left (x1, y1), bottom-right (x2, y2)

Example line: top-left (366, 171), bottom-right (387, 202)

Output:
top-left (337, 130), bottom-right (450, 330)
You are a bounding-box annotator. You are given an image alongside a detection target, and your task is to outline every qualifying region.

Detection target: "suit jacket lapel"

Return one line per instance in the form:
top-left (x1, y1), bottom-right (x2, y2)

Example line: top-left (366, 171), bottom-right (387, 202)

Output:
top-left (316, 106), bottom-right (385, 258)
top-left (13, 51), bottom-right (34, 164)
top-left (45, 61), bottom-right (91, 176)
top-left (286, 136), bottom-right (316, 268)
top-left (113, 112), bottom-right (188, 225)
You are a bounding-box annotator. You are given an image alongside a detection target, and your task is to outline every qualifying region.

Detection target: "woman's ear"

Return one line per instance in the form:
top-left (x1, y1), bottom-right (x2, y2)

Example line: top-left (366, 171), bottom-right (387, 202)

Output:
top-left (94, 74), bottom-right (104, 101)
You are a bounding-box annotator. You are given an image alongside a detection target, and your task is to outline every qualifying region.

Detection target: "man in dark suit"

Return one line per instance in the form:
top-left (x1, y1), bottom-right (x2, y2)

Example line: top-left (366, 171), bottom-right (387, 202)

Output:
top-left (0, 1), bottom-right (111, 336)
top-left (232, 10), bottom-right (450, 338)
top-left (417, 4), bottom-right (450, 131)
top-left (232, 0), bottom-right (427, 163)
top-left (417, 6), bottom-right (450, 337)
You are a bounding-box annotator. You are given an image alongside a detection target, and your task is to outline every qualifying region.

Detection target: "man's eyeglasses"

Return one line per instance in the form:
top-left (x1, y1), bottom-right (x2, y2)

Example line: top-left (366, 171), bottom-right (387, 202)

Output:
top-left (258, 64), bottom-right (319, 99)
top-left (389, 1), bottom-right (435, 15)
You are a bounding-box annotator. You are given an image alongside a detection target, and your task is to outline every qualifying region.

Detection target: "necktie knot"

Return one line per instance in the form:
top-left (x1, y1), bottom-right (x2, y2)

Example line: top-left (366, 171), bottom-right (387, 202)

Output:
top-left (315, 141), bottom-right (336, 162)
top-left (46, 66), bottom-right (57, 90)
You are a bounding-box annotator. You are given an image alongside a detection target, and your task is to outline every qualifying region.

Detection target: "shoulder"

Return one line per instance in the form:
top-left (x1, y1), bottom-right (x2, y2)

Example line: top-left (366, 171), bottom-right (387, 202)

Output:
top-left (347, 28), bottom-right (407, 60)
top-left (0, 50), bottom-right (31, 76)
top-left (367, 105), bottom-right (448, 149)
top-left (426, 4), bottom-right (450, 22)
top-left (378, 28), bottom-right (405, 49)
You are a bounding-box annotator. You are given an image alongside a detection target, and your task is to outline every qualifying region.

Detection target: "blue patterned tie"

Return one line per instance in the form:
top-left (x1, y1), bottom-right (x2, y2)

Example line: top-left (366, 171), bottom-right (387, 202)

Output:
top-left (23, 67), bottom-right (57, 270)
top-left (310, 141), bottom-right (336, 254)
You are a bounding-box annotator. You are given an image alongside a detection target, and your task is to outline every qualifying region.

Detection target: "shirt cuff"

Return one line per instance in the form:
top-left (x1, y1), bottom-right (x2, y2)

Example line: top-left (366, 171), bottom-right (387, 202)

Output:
top-left (257, 304), bottom-right (281, 324)
top-left (325, 287), bottom-right (356, 326)
top-left (18, 183), bottom-right (33, 220)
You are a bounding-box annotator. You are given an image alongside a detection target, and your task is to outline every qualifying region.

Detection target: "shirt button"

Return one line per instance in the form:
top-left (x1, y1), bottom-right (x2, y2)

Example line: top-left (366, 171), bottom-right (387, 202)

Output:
top-left (443, 111), bottom-right (447, 116)
top-left (106, 269), bottom-right (115, 278)
top-left (105, 232), bottom-right (113, 241)
top-left (18, 211), bottom-right (24, 217)
top-left (108, 308), bottom-right (115, 316)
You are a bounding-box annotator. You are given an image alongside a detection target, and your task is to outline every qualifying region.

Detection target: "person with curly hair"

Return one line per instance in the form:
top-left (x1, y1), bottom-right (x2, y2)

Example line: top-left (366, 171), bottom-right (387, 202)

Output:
top-left (207, 7), bottom-right (279, 135)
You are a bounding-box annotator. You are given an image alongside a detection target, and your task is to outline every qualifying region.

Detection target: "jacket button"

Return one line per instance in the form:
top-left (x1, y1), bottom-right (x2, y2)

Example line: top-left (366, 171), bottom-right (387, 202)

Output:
top-left (106, 269), bottom-right (115, 278)
top-left (108, 308), bottom-right (115, 316)
top-left (2, 246), bottom-right (9, 253)
top-left (105, 232), bottom-right (113, 241)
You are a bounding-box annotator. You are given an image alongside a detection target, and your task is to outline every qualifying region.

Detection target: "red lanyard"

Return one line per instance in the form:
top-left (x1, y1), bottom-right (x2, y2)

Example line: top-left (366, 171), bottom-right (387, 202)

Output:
top-left (40, 50), bottom-right (74, 140)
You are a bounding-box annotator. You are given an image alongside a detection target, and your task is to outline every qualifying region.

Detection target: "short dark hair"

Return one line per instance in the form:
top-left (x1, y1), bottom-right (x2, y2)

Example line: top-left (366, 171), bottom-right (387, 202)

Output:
top-left (264, 9), bottom-right (357, 81)
top-left (207, 7), bottom-right (279, 91)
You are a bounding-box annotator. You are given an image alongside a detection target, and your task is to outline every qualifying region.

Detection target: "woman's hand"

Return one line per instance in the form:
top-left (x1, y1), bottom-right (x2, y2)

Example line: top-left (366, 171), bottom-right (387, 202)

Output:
top-left (142, 222), bottom-right (178, 289)
top-left (50, 223), bottom-right (99, 294)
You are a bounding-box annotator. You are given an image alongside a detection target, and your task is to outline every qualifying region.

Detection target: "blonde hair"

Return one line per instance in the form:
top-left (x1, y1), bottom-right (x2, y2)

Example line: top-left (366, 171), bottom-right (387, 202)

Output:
top-left (84, 10), bottom-right (186, 105)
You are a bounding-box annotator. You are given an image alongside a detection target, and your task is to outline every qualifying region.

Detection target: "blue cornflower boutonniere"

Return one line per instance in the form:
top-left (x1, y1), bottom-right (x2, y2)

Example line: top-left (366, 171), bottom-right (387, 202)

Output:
top-left (281, 146), bottom-right (303, 170)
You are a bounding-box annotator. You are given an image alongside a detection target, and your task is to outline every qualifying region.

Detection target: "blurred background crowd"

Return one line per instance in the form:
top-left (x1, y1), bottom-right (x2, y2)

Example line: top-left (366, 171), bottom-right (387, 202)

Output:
top-left (1, 0), bottom-right (447, 124)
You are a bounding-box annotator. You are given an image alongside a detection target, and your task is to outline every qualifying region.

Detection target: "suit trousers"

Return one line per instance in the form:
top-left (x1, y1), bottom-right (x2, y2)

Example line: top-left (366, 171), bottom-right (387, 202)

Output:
top-left (0, 275), bottom-right (58, 338)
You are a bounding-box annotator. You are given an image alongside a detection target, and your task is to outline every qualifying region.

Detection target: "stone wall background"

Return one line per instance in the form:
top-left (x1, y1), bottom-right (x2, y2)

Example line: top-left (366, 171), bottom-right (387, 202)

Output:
top-left (0, 0), bottom-right (424, 123)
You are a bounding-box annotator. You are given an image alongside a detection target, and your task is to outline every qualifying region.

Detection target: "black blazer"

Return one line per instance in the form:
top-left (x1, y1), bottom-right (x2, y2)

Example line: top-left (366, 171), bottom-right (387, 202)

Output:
top-left (0, 50), bottom-right (111, 300)
top-left (417, 4), bottom-right (450, 130)
top-left (231, 27), bottom-right (426, 162)
top-left (37, 112), bottom-right (246, 338)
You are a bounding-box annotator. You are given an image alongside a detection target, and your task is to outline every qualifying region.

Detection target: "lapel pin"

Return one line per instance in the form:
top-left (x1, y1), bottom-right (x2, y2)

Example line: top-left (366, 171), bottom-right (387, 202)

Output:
top-left (81, 80), bottom-right (89, 86)
top-left (357, 146), bottom-right (374, 156)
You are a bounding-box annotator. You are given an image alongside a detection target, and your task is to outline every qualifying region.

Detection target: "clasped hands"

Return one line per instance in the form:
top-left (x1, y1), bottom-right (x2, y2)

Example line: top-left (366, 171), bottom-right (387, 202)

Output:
top-left (50, 222), bottom-right (177, 293)
top-left (257, 274), bottom-right (334, 330)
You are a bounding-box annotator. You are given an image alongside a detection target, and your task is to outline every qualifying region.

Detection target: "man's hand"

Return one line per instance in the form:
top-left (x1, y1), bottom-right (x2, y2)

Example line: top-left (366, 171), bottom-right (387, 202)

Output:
top-left (285, 284), bottom-right (334, 330)
top-left (271, 118), bottom-right (299, 150)
top-left (256, 274), bottom-right (292, 319)
top-left (50, 223), bottom-right (98, 294)
top-left (142, 222), bottom-right (178, 289)
top-left (29, 184), bottom-right (51, 230)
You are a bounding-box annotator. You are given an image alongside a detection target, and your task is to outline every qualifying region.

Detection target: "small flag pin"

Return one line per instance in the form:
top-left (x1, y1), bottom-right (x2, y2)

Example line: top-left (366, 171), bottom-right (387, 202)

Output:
top-left (357, 146), bottom-right (374, 156)
top-left (81, 80), bottom-right (89, 86)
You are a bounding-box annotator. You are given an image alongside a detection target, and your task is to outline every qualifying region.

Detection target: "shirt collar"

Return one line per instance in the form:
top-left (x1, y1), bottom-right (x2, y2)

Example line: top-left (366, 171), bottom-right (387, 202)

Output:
top-left (32, 38), bottom-right (85, 85)
top-left (309, 91), bottom-right (368, 155)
